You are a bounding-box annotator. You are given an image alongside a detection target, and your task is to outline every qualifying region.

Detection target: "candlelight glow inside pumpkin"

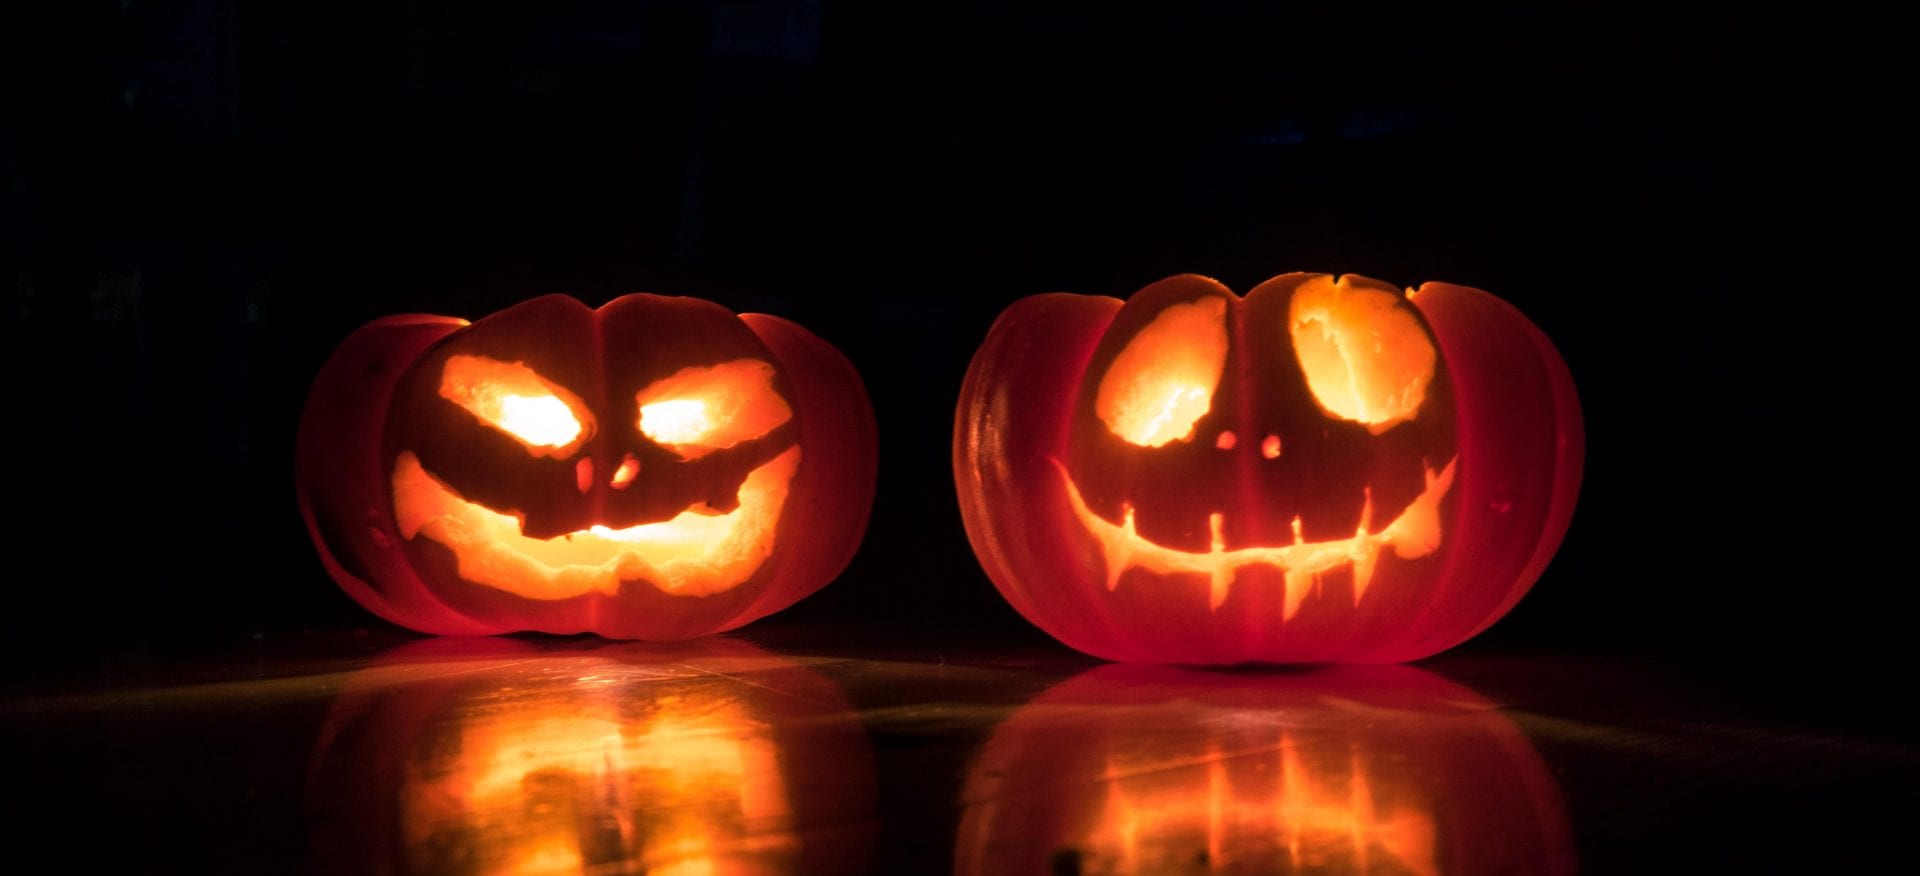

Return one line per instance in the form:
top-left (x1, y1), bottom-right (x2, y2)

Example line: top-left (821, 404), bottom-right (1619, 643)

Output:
top-left (392, 448), bottom-right (798, 600)
top-left (636, 359), bottom-right (793, 459)
top-left (1095, 297), bottom-right (1228, 447)
top-left (954, 272), bottom-right (1582, 663)
top-left (1290, 282), bottom-right (1435, 433)
top-left (393, 354), bottom-right (799, 601)
top-left (440, 355), bottom-right (594, 455)
top-left (298, 293), bottom-right (877, 640)
top-left (1067, 281), bottom-right (1454, 613)
top-left (1056, 456), bottom-right (1452, 613)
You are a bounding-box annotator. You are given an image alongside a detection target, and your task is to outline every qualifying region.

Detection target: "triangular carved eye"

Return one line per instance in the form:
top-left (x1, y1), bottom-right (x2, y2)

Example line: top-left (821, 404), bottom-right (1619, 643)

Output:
top-left (637, 359), bottom-right (792, 461)
top-left (1096, 297), bottom-right (1230, 447)
top-left (440, 355), bottom-right (594, 458)
top-left (1289, 281), bottom-right (1435, 434)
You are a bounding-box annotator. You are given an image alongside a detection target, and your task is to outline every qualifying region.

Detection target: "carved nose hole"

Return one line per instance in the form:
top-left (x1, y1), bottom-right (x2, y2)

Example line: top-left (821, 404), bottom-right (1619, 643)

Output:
top-left (1215, 430), bottom-right (1237, 450)
top-left (574, 457), bottom-right (594, 493)
top-left (610, 453), bottom-right (640, 490)
top-left (1261, 434), bottom-right (1282, 459)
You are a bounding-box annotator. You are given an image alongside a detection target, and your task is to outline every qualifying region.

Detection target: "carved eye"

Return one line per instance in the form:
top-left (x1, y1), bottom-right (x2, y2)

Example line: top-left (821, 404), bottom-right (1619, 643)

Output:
top-left (440, 355), bottom-right (594, 458)
top-left (637, 359), bottom-right (793, 461)
top-left (1289, 282), bottom-right (1436, 434)
top-left (1096, 297), bottom-right (1230, 447)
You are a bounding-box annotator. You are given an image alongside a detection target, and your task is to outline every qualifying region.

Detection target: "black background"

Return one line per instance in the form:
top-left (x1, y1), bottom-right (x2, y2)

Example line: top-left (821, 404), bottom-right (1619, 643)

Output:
top-left (6, 2), bottom-right (1912, 681)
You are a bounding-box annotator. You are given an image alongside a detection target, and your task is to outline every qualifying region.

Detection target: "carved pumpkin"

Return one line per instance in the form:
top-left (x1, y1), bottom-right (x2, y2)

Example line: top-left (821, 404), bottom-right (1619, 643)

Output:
top-left (298, 294), bottom-right (876, 639)
top-left (306, 638), bottom-right (877, 875)
top-left (956, 665), bottom-right (1574, 875)
top-left (955, 273), bottom-right (1582, 663)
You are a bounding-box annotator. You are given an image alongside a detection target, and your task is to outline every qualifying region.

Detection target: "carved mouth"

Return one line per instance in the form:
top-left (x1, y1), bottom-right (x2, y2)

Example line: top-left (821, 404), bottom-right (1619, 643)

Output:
top-left (391, 447), bottom-right (800, 600)
top-left (1055, 457), bottom-right (1457, 615)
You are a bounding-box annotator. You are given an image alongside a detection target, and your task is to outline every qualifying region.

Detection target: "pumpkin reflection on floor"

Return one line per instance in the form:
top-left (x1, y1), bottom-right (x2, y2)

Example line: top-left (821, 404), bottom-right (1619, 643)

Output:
top-left (956, 665), bottom-right (1573, 875)
top-left (305, 638), bottom-right (874, 874)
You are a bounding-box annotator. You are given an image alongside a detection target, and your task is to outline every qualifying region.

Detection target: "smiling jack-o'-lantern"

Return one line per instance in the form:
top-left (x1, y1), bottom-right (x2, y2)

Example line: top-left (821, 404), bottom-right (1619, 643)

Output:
top-left (955, 273), bottom-right (1582, 663)
top-left (298, 293), bottom-right (876, 639)
top-left (956, 665), bottom-right (1574, 874)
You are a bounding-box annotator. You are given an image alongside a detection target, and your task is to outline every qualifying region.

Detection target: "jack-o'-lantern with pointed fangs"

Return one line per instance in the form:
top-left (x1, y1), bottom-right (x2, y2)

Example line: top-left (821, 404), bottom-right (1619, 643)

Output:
top-left (298, 293), bottom-right (877, 639)
top-left (954, 273), bottom-right (1582, 663)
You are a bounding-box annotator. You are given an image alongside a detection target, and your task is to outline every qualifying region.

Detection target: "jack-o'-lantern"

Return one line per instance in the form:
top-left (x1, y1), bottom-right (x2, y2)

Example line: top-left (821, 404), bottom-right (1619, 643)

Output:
top-left (956, 665), bottom-right (1574, 875)
top-left (305, 638), bottom-right (877, 874)
top-left (955, 274), bottom-right (1582, 663)
top-left (298, 294), bottom-right (877, 639)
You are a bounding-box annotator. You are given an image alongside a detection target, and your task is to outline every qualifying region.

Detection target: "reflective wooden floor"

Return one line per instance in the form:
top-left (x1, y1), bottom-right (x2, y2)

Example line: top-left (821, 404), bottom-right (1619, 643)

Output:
top-left (1, 627), bottom-right (1911, 874)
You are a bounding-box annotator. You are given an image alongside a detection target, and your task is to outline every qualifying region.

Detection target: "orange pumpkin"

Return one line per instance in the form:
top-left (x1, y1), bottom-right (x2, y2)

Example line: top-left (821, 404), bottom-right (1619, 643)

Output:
top-left (955, 273), bottom-right (1582, 662)
top-left (298, 294), bottom-right (876, 639)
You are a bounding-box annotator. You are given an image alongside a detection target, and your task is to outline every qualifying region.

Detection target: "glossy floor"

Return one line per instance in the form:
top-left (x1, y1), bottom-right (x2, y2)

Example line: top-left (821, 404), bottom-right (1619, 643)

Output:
top-left (1, 628), bottom-right (1911, 873)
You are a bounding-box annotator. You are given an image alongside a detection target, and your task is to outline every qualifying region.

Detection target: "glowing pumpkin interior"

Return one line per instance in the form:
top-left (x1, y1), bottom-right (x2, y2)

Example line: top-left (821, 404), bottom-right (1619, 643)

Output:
top-left (1095, 297), bottom-right (1229, 447)
top-left (439, 355), bottom-right (595, 457)
top-left (1290, 282), bottom-right (1435, 434)
top-left (637, 359), bottom-right (793, 460)
top-left (392, 354), bottom-right (800, 601)
top-left (1069, 277), bottom-right (1453, 614)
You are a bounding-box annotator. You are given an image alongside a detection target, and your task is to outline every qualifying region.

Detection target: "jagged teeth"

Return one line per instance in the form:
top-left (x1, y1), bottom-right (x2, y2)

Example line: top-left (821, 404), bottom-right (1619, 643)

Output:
top-left (1350, 548), bottom-right (1377, 605)
top-left (1060, 455), bottom-right (1456, 619)
top-left (1283, 569), bottom-right (1317, 621)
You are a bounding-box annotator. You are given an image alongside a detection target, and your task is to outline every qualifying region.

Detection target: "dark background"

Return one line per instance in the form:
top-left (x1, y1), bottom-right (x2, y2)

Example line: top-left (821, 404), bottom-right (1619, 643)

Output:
top-left (5, 2), bottom-right (1912, 681)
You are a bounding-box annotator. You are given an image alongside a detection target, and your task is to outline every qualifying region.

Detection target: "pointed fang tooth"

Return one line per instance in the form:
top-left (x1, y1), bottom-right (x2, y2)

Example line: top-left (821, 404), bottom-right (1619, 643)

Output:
top-left (1351, 545), bottom-right (1377, 605)
top-left (1352, 488), bottom-right (1377, 604)
top-left (1210, 565), bottom-right (1233, 610)
top-left (1208, 512), bottom-right (1232, 610)
top-left (1283, 568), bottom-right (1315, 621)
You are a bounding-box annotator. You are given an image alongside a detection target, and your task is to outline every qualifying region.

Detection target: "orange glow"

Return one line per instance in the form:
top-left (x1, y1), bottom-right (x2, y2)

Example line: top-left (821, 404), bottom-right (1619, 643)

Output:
top-left (641, 399), bottom-right (713, 444)
top-left (611, 454), bottom-right (640, 489)
top-left (1082, 733), bottom-right (1437, 875)
top-left (391, 447), bottom-right (800, 599)
top-left (1261, 434), bottom-right (1282, 459)
top-left (400, 670), bottom-right (795, 875)
top-left (637, 359), bottom-right (792, 461)
top-left (1215, 430), bottom-right (1237, 450)
top-left (1057, 457), bottom-right (1456, 613)
top-left (1289, 279), bottom-right (1436, 434)
top-left (439, 355), bottom-right (592, 457)
top-left (1096, 298), bottom-right (1229, 447)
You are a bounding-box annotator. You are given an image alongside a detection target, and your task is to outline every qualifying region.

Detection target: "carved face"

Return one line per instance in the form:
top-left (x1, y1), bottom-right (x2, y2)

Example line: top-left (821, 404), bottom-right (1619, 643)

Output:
top-left (953, 273), bottom-right (1583, 663)
top-left (298, 293), bottom-right (877, 639)
top-left (388, 297), bottom-right (802, 602)
top-left (1063, 274), bottom-right (1458, 619)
